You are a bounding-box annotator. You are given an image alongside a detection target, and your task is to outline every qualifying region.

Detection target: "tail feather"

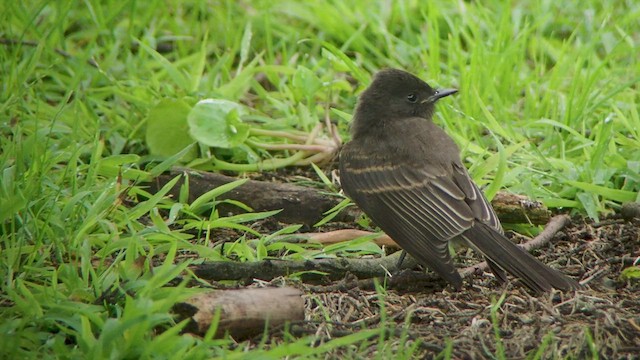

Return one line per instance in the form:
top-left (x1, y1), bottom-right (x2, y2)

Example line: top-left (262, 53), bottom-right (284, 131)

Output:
top-left (461, 222), bottom-right (579, 293)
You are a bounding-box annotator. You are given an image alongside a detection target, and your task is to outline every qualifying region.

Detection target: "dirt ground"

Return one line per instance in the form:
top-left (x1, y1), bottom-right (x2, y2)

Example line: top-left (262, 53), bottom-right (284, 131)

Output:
top-left (206, 214), bottom-right (639, 359)
top-left (296, 216), bottom-right (640, 359)
top-left (182, 169), bottom-right (640, 358)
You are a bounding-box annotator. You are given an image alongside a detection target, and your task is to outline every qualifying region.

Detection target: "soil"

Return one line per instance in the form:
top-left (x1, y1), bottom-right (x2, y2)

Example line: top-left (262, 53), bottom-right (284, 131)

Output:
top-left (184, 169), bottom-right (640, 359)
top-left (299, 217), bottom-right (640, 359)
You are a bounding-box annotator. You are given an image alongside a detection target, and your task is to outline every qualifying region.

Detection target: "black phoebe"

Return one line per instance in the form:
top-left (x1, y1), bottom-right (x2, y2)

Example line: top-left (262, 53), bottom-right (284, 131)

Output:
top-left (339, 69), bottom-right (578, 293)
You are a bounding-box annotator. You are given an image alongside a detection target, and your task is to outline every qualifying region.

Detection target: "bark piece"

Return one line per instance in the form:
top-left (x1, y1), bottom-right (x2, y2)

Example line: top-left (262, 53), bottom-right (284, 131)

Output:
top-left (490, 192), bottom-right (550, 225)
top-left (192, 251), bottom-right (417, 283)
top-left (174, 287), bottom-right (304, 339)
top-left (148, 168), bottom-right (550, 225)
top-left (292, 230), bottom-right (400, 248)
top-left (149, 167), bottom-right (357, 225)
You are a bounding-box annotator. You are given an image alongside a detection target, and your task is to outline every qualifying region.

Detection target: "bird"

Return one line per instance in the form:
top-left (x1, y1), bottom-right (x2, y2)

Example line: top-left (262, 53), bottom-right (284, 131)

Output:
top-left (339, 68), bottom-right (579, 293)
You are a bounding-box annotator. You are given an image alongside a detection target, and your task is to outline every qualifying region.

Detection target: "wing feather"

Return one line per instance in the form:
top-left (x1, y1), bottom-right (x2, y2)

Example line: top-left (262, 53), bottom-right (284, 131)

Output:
top-left (340, 149), bottom-right (493, 287)
top-left (451, 163), bottom-right (501, 231)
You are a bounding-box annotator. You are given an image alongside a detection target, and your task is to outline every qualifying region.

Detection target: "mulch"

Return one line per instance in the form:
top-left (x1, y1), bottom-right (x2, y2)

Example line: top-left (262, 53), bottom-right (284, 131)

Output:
top-left (240, 216), bottom-right (640, 359)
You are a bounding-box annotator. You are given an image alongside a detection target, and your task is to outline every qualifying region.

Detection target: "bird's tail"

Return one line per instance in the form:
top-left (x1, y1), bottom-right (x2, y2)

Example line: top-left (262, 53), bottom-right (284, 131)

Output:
top-left (461, 222), bottom-right (579, 293)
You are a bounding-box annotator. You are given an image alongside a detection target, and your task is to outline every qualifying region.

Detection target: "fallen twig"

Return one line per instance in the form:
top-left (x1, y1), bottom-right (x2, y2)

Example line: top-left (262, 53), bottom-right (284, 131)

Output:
top-left (280, 229), bottom-right (399, 249)
top-left (149, 169), bottom-right (552, 225)
top-left (193, 251), bottom-right (418, 283)
top-left (193, 215), bottom-right (573, 293)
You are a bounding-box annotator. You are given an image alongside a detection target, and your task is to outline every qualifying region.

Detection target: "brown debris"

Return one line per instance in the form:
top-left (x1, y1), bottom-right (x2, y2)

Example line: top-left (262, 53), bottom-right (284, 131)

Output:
top-left (174, 287), bottom-right (305, 339)
top-left (191, 215), bottom-right (572, 294)
top-left (191, 217), bottom-right (640, 358)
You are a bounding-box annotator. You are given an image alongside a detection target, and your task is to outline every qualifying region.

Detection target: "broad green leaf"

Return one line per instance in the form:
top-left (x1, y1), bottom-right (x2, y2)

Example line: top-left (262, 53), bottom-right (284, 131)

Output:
top-left (187, 99), bottom-right (250, 148)
top-left (145, 99), bottom-right (196, 160)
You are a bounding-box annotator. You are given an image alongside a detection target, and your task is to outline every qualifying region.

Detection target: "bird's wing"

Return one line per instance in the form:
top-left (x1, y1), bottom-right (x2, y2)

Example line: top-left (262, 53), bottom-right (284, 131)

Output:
top-left (340, 144), bottom-right (578, 293)
top-left (450, 162), bottom-right (501, 232)
top-left (340, 154), bottom-right (480, 288)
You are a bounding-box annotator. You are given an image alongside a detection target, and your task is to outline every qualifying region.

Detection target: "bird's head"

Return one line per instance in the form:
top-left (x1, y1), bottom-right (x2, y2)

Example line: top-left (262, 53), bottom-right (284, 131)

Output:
top-left (351, 69), bottom-right (457, 136)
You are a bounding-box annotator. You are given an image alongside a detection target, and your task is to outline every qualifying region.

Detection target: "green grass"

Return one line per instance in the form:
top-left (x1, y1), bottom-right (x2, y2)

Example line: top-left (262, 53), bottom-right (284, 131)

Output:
top-left (1, 0), bottom-right (639, 358)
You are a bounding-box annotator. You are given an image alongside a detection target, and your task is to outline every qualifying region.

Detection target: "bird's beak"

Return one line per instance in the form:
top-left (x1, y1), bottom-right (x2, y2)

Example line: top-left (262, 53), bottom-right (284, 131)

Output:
top-left (422, 88), bottom-right (458, 103)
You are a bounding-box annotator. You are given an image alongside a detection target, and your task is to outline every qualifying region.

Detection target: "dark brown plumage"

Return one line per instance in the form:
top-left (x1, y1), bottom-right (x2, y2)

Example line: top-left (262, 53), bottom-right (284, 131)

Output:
top-left (339, 68), bottom-right (578, 293)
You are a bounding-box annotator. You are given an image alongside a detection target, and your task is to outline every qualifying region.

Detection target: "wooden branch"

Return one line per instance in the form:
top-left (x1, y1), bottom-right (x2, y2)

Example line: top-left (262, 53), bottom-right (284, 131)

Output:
top-left (520, 214), bottom-right (571, 251)
top-left (192, 251), bottom-right (418, 283)
top-left (173, 287), bottom-right (304, 339)
top-left (490, 192), bottom-right (551, 225)
top-left (148, 167), bottom-right (358, 226)
top-left (148, 168), bottom-right (551, 225)
top-left (192, 215), bottom-right (571, 290)
top-left (285, 230), bottom-right (400, 248)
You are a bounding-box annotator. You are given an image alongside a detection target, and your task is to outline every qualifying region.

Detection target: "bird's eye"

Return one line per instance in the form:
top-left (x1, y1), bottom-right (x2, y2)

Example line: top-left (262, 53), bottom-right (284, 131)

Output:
top-left (407, 93), bottom-right (418, 103)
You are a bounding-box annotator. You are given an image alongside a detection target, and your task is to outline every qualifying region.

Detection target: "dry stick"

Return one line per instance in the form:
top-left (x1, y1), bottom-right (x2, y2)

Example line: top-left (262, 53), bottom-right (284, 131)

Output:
top-left (283, 229), bottom-right (400, 248)
top-left (151, 168), bottom-right (359, 226)
top-left (192, 250), bottom-right (417, 283)
top-left (149, 169), bottom-right (551, 226)
top-left (193, 215), bottom-right (572, 292)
